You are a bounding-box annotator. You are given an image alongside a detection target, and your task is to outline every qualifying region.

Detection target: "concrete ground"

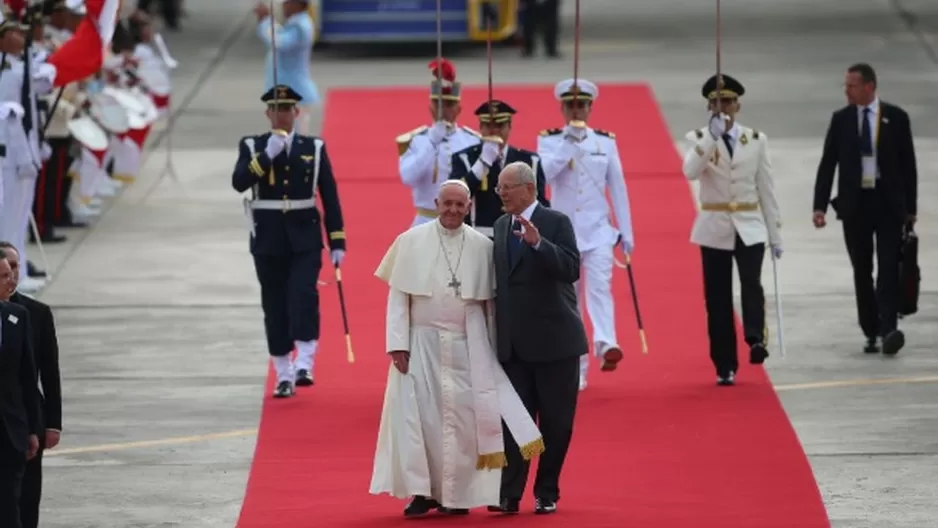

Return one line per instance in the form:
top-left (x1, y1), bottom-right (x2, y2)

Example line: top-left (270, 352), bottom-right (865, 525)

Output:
top-left (32, 1), bottom-right (937, 526)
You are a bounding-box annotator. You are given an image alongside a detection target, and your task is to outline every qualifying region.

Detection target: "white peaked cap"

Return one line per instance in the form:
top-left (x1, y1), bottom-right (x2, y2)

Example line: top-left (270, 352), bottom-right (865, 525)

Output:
top-left (65, 0), bottom-right (86, 14)
top-left (553, 78), bottom-right (599, 101)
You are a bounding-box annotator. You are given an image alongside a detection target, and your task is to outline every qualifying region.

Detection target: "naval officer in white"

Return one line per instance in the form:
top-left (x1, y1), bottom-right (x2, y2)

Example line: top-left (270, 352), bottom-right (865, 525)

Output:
top-left (536, 79), bottom-right (634, 391)
top-left (682, 73), bottom-right (782, 386)
top-left (396, 58), bottom-right (480, 228)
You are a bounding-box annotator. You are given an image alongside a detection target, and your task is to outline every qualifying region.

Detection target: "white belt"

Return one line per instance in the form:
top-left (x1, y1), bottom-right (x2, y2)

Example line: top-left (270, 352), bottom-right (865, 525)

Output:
top-left (473, 225), bottom-right (494, 237)
top-left (250, 198), bottom-right (316, 211)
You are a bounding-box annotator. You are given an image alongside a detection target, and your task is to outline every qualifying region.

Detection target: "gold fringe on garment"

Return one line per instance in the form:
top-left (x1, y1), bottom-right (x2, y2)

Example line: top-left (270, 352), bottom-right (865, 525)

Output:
top-left (476, 452), bottom-right (507, 470)
top-left (520, 438), bottom-right (545, 461)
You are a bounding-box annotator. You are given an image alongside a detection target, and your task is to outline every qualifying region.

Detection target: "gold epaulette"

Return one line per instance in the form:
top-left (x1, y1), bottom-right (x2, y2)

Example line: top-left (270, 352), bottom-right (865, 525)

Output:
top-left (684, 128), bottom-right (705, 141)
top-left (594, 129), bottom-right (616, 138)
top-left (395, 125), bottom-right (428, 156)
top-left (539, 128), bottom-right (562, 137)
top-left (461, 125), bottom-right (481, 137)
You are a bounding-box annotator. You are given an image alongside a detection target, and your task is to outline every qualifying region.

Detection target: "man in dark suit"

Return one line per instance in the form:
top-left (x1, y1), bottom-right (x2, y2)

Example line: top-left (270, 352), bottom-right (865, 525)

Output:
top-left (812, 63), bottom-right (918, 356)
top-left (519, 0), bottom-right (560, 58)
top-left (449, 99), bottom-right (549, 238)
top-left (232, 85), bottom-right (347, 398)
top-left (0, 250), bottom-right (41, 528)
top-left (0, 242), bottom-right (63, 528)
top-left (489, 161), bottom-right (586, 515)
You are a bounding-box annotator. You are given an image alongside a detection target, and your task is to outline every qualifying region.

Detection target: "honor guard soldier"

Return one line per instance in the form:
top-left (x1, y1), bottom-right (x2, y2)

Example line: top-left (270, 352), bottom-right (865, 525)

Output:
top-left (537, 79), bottom-right (635, 391)
top-left (681, 73), bottom-right (783, 386)
top-left (397, 58), bottom-right (480, 228)
top-left (231, 85), bottom-right (347, 398)
top-left (449, 99), bottom-right (549, 238)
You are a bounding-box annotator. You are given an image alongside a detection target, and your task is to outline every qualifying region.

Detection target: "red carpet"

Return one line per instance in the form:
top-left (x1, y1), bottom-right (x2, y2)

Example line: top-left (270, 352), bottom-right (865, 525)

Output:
top-left (236, 84), bottom-right (831, 527)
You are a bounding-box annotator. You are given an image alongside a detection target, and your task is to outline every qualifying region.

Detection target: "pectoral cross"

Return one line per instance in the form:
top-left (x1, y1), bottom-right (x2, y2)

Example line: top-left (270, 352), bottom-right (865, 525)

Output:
top-left (447, 275), bottom-right (462, 297)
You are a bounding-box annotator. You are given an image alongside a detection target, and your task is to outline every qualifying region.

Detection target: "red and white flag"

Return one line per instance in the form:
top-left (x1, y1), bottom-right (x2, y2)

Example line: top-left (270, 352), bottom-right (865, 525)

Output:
top-left (47, 0), bottom-right (122, 87)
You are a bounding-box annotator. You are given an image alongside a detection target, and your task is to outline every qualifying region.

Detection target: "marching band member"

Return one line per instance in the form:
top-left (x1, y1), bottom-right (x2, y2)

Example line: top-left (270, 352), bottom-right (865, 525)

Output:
top-left (682, 74), bottom-right (782, 386)
top-left (448, 99), bottom-right (550, 238)
top-left (397, 58), bottom-right (480, 228)
top-left (67, 72), bottom-right (107, 220)
top-left (254, 0), bottom-right (317, 134)
top-left (537, 79), bottom-right (635, 391)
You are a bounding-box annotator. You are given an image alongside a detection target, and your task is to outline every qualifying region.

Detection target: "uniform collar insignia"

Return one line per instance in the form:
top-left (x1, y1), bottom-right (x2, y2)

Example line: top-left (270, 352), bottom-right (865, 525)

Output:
top-left (300, 155), bottom-right (314, 162)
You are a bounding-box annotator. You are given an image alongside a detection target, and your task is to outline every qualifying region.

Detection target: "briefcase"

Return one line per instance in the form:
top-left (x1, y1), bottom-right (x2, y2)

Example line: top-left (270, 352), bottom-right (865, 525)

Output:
top-left (898, 223), bottom-right (920, 317)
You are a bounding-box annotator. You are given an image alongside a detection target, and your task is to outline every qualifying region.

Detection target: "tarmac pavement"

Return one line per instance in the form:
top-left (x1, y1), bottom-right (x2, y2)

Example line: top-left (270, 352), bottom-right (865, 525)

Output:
top-left (32, 1), bottom-right (938, 526)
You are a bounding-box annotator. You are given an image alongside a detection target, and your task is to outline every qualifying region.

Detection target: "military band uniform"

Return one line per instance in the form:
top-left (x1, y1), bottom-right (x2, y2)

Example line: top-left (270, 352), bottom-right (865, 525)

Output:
top-left (231, 86), bottom-right (347, 398)
top-left (397, 59), bottom-right (480, 228)
top-left (681, 74), bottom-right (782, 385)
top-left (449, 99), bottom-right (549, 238)
top-left (536, 79), bottom-right (635, 390)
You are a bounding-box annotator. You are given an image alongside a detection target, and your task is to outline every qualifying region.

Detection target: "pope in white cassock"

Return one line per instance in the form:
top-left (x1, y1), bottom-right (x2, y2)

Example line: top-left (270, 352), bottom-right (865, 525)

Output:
top-left (369, 179), bottom-right (545, 517)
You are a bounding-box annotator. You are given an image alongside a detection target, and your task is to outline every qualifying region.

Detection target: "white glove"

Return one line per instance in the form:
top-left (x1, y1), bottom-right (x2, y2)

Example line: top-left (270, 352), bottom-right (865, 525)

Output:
top-left (17, 164), bottom-right (38, 180)
top-left (617, 234), bottom-right (634, 255)
top-left (264, 133), bottom-right (288, 159)
top-left (331, 249), bottom-right (346, 267)
top-left (708, 113), bottom-right (728, 139)
top-left (771, 245), bottom-right (783, 259)
top-left (480, 141), bottom-right (500, 166)
top-left (563, 124), bottom-right (587, 142)
top-left (428, 121), bottom-right (448, 145)
top-left (41, 142), bottom-right (52, 162)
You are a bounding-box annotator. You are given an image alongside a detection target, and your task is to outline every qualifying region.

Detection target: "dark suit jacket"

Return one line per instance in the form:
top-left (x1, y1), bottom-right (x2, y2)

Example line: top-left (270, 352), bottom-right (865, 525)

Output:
top-left (813, 101), bottom-right (918, 221)
top-left (232, 132), bottom-right (347, 257)
top-left (11, 292), bottom-right (61, 432)
top-left (449, 144), bottom-right (550, 229)
top-left (493, 204), bottom-right (587, 363)
top-left (0, 301), bottom-right (41, 454)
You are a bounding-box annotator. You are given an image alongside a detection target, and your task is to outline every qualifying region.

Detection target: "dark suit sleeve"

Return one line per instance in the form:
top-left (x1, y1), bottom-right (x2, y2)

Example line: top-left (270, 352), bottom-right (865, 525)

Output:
top-left (38, 305), bottom-right (62, 431)
top-left (533, 153), bottom-right (550, 207)
top-left (316, 141), bottom-right (346, 252)
top-left (18, 309), bottom-right (42, 437)
top-left (533, 211), bottom-right (580, 283)
top-left (450, 147), bottom-right (482, 194)
top-left (895, 108), bottom-right (918, 216)
top-left (232, 136), bottom-right (272, 193)
top-left (813, 111), bottom-right (839, 213)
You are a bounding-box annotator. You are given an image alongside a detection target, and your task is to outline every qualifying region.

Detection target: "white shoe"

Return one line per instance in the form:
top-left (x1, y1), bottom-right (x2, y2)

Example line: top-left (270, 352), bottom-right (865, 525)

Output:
top-left (70, 203), bottom-right (100, 219)
top-left (578, 377), bottom-right (587, 391)
top-left (96, 185), bottom-right (118, 197)
top-left (18, 277), bottom-right (46, 293)
top-left (89, 197), bottom-right (103, 207)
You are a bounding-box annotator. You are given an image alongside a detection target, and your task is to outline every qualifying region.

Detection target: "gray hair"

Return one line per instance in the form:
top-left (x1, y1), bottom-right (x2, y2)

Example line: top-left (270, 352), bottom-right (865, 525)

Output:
top-left (503, 161), bottom-right (535, 184)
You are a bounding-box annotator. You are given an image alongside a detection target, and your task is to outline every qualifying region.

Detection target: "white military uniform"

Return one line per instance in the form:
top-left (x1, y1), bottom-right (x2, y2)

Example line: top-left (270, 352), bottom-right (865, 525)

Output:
top-left (397, 123), bottom-right (480, 227)
top-left (537, 79), bottom-right (635, 390)
top-left (681, 123), bottom-right (782, 250)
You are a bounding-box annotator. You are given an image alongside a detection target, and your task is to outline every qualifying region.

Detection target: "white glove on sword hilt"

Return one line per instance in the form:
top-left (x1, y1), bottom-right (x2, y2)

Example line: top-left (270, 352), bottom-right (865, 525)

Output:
top-left (708, 112), bottom-right (729, 139)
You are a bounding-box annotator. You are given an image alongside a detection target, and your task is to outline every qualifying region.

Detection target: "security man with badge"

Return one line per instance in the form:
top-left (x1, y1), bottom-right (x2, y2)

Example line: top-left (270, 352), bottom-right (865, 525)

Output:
top-left (681, 73), bottom-right (782, 387)
top-left (232, 85), bottom-right (347, 398)
top-left (449, 99), bottom-right (549, 238)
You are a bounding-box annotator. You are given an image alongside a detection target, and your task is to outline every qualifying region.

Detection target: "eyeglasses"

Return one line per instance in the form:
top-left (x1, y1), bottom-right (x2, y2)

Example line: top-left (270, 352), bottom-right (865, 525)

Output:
top-left (495, 182), bottom-right (526, 193)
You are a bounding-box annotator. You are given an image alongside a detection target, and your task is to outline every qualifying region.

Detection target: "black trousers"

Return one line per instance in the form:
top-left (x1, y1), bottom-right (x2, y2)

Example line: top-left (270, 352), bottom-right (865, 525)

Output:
top-left (252, 250), bottom-right (322, 357)
top-left (842, 189), bottom-right (903, 339)
top-left (500, 354), bottom-right (579, 503)
top-left (19, 435), bottom-right (43, 528)
top-left (700, 236), bottom-right (766, 375)
top-left (46, 137), bottom-right (76, 227)
top-left (0, 433), bottom-right (26, 528)
top-left (137, 0), bottom-right (180, 29)
top-left (520, 0), bottom-right (559, 55)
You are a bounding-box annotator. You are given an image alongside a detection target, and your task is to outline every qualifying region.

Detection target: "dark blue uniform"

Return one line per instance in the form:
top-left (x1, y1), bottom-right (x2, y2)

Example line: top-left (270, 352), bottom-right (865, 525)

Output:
top-left (450, 144), bottom-right (550, 235)
top-left (231, 120), bottom-right (346, 363)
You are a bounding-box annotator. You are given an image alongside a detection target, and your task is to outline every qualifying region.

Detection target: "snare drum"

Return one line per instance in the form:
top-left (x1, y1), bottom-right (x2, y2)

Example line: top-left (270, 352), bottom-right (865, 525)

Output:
top-left (89, 93), bottom-right (130, 134)
top-left (66, 116), bottom-right (109, 151)
top-left (102, 86), bottom-right (147, 115)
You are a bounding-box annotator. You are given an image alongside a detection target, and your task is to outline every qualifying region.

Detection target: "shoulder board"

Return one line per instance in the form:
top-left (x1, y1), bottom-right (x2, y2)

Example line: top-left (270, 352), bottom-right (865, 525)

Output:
top-left (461, 125), bottom-right (481, 137)
top-left (752, 130), bottom-right (761, 139)
top-left (395, 125), bottom-right (429, 144)
top-left (594, 129), bottom-right (616, 138)
top-left (684, 128), bottom-right (705, 141)
top-left (539, 128), bottom-right (562, 137)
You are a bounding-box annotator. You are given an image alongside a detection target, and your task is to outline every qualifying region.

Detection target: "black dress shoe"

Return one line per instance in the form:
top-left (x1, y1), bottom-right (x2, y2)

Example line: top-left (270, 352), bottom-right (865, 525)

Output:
top-left (295, 369), bottom-right (314, 387)
top-left (487, 498), bottom-right (520, 514)
top-left (272, 381), bottom-right (294, 398)
top-left (863, 337), bottom-right (880, 354)
top-left (54, 220), bottom-right (89, 228)
top-left (882, 330), bottom-right (905, 356)
top-left (534, 497), bottom-right (557, 514)
top-left (749, 344), bottom-right (769, 364)
top-left (27, 261), bottom-right (47, 278)
top-left (403, 496), bottom-right (440, 517)
top-left (716, 370), bottom-right (735, 386)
